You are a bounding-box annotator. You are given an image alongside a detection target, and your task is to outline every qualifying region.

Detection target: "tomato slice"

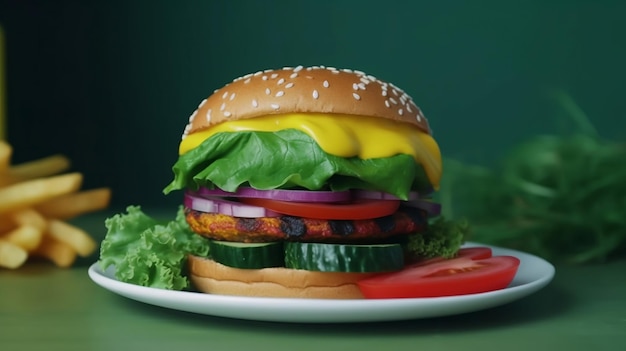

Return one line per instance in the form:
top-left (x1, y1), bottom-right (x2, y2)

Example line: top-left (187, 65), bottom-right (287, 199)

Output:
top-left (455, 247), bottom-right (493, 260)
top-left (357, 255), bottom-right (521, 299)
top-left (408, 247), bottom-right (493, 266)
top-left (239, 198), bottom-right (400, 220)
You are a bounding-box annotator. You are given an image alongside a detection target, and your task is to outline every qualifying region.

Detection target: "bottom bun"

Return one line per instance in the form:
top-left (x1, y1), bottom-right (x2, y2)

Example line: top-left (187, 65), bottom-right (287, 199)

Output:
top-left (188, 255), bottom-right (377, 299)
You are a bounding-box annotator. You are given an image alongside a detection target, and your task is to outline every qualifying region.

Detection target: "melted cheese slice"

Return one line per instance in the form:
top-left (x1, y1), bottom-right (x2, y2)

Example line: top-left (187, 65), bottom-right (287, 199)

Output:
top-left (179, 113), bottom-right (442, 189)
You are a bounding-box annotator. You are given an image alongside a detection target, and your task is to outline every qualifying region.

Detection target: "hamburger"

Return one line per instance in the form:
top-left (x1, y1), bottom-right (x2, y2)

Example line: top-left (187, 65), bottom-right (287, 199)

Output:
top-left (162, 65), bottom-right (461, 299)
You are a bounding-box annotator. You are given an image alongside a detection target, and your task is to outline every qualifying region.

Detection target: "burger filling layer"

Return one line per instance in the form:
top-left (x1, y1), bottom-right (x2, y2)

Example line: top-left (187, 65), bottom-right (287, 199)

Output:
top-left (177, 113), bottom-right (442, 190)
top-left (165, 118), bottom-right (439, 200)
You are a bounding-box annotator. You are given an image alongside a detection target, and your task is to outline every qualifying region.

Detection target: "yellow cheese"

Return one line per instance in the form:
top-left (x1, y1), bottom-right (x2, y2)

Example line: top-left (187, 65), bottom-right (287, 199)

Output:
top-left (179, 113), bottom-right (442, 188)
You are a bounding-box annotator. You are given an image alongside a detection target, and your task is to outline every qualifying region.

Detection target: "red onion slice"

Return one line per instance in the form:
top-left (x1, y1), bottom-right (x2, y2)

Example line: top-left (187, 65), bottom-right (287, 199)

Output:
top-left (403, 199), bottom-right (442, 217)
top-left (184, 192), bottom-right (280, 218)
top-left (352, 190), bottom-right (420, 201)
top-left (194, 186), bottom-right (351, 203)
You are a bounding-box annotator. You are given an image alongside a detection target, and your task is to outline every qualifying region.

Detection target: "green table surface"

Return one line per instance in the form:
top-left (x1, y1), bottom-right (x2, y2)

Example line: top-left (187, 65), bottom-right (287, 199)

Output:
top-left (1, 210), bottom-right (625, 351)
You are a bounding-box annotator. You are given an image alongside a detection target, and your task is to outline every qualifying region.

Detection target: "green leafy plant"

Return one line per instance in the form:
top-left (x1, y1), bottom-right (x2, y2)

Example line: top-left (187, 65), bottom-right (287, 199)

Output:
top-left (439, 91), bottom-right (626, 264)
top-left (99, 206), bottom-right (210, 290)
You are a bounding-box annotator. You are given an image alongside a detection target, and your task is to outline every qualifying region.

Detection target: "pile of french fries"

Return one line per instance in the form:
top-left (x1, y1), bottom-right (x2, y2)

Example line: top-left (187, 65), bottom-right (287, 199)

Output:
top-left (0, 140), bottom-right (111, 269)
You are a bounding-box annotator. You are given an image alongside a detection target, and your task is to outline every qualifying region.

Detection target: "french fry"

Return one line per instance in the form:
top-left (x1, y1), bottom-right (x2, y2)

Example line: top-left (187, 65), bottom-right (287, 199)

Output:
top-left (0, 140), bottom-right (10, 172)
top-left (0, 172), bottom-right (83, 213)
top-left (46, 219), bottom-right (96, 257)
top-left (0, 140), bottom-right (109, 269)
top-left (35, 188), bottom-right (111, 220)
top-left (32, 235), bottom-right (77, 268)
top-left (0, 240), bottom-right (28, 269)
top-left (7, 154), bottom-right (70, 181)
top-left (0, 225), bottom-right (43, 251)
top-left (10, 208), bottom-right (47, 231)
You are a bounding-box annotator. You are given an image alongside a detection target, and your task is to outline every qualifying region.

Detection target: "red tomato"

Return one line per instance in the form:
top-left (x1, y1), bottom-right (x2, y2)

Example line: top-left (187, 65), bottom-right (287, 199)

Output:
top-left (455, 247), bottom-right (493, 260)
top-left (239, 198), bottom-right (400, 220)
top-left (357, 255), bottom-right (521, 299)
top-left (408, 247), bottom-right (493, 265)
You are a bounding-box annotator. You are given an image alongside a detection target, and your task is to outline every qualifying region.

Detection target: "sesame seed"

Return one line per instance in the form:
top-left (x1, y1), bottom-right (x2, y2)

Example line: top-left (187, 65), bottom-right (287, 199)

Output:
top-left (220, 102), bottom-right (226, 111)
top-left (265, 88), bottom-right (271, 95)
top-left (229, 93), bottom-right (236, 101)
top-left (358, 83), bottom-right (366, 90)
top-left (392, 89), bottom-right (399, 96)
top-left (252, 99), bottom-right (258, 108)
top-left (270, 73), bottom-right (279, 79)
top-left (416, 114), bottom-right (422, 122)
top-left (294, 65), bottom-right (303, 72)
top-left (406, 105), bottom-right (412, 113)
top-left (389, 82), bottom-right (398, 89)
top-left (323, 80), bottom-right (329, 88)
top-left (360, 77), bottom-right (370, 84)
top-left (290, 73), bottom-right (298, 79)
top-left (352, 93), bottom-right (361, 100)
top-left (206, 109), bottom-right (212, 121)
top-left (389, 97), bottom-right (398, 104)
top-left (244, 78), bottom-right (251, 84)
top-left (261, 76), bottom-right (268, 81)
top-left (188, 110), bottom-right (197, 122)
top-left (312, 90), bottom-right (319, 99)
top-left (326, 66), bottom-right (337, 71)
top-left (285, 82), bottom-right (294, 89)
top-left (331, 70), bottom-right (340, 74)
top-left (283, 67), bottom-right (293, 70)
top-left (276, 91), bottom-right (284, 97)
top-left (253, 71), bottom-right (262, 76)
top-left (224, 111), bottom-right (232, 117)
top-left (354, 70), bottom-right (365, 76)
top-left (398, 109), bottom-right (404, 116)
top-left (222, 91), bottom-right (228, 99)
top-left (342, 68), bottom-right (353, 73)
top-left (243, 73), bottom-right (253, 79)
top-left (306, 67), bottom-right (313, 71)
top-left (264, 69), bottom-right (272, 73)
top-left (367, 75), bottom-right (377, 81)
top-left (382, 90), bottom-right (388, 97)
top-left (198, 99), bottom-right (207, 108)
top-left (385, 100), bottom-right (390, 108)
top-left (277, 78), bottom-right (285, 85)
top-left (353, 83), bottom-right (359, 90)
top-left (271, 103), bottom-right (280, 110)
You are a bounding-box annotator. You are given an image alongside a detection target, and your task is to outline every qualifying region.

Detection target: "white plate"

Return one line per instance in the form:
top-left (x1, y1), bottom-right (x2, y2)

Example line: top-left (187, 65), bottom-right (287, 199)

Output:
top-left (88, 243), bottom-right (555, 323)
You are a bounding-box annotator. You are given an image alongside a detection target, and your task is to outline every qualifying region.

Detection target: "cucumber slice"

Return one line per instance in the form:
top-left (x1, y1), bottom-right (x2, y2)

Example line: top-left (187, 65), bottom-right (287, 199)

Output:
top-left (284, 242), bottom-right (404, 273)
top-left (209, 240), bottom-right (284, 269)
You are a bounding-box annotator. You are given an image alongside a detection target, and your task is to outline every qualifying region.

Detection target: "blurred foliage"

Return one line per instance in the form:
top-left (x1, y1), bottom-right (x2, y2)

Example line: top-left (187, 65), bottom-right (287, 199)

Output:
top-left (439, 91), bottom-right (626, 264)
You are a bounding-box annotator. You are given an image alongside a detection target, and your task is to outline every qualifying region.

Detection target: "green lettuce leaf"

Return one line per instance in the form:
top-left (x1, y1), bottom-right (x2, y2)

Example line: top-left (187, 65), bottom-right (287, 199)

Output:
top-left (99, 206), bottom-right (209, 290)
top-left (163, 129), bottom-right (429, 200)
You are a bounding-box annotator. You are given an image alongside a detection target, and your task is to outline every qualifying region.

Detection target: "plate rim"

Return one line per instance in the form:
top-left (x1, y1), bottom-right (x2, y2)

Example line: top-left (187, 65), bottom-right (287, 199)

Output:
top-left (88, 242), bottom-right (556, 323)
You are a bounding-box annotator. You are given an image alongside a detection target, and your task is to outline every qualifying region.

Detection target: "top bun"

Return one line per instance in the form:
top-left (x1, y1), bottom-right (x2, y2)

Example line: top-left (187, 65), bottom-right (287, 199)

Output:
top-left (182, 66), bottom-right (431, 139)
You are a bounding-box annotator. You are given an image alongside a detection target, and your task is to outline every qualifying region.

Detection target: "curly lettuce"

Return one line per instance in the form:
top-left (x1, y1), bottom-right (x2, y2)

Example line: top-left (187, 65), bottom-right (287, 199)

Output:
top-left (99, 206), bottom-right (209, 290)
top-left (163, 129), bottom-right (430, 200)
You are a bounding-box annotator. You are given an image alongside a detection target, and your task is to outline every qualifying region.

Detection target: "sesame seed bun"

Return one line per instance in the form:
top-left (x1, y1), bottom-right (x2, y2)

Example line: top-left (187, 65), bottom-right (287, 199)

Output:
top-left (182, 66), bottom-right (431, 139)
top-left (188, 255), bottom-right (376, 299)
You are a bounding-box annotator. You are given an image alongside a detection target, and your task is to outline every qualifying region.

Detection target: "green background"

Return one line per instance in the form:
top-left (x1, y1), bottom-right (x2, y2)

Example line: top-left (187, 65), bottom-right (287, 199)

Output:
top-left (1, 0), bottom-right (624, 208)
